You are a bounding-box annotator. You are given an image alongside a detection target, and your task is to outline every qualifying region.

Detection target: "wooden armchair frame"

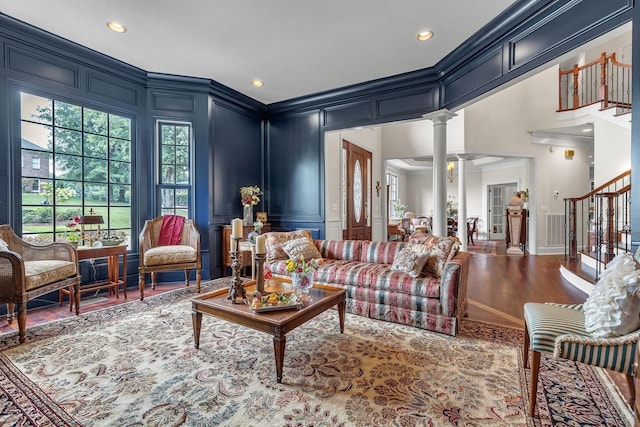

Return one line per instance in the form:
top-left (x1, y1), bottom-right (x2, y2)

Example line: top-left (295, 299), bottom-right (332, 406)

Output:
top-left (0, 225), bottom-right (80, 343)
top-left (138, 217), bottom-right (201, 300)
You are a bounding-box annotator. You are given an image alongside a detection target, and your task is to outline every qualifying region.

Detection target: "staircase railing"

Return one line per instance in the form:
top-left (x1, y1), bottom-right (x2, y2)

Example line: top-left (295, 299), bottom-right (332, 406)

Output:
top-left (564, 170), bottom-right (631, 280)
top-left (558, 52), bottom-right (632, 113)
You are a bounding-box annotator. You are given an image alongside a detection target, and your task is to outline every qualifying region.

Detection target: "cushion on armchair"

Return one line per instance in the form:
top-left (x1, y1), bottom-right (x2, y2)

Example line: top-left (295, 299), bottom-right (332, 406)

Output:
top-left (24, 260), bottom-right (77, 290)
top-left (583, 253), bottom-right (640, 338)
top-left (143, 245), bottom-right (198, 266)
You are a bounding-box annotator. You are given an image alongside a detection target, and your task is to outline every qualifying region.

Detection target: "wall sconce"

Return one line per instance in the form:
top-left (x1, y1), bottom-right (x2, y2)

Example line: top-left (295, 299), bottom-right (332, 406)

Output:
top-left (447, 162), bottom-right (455, 183)
top-left (564, 149), bottom-right (574, 160)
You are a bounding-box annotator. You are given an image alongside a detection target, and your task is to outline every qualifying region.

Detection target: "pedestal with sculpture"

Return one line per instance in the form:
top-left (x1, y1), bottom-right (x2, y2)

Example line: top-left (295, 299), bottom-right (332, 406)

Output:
top-left (506, 192), bottom-right (526, 255)
top-left (506, 206), bottom-right (524, 255)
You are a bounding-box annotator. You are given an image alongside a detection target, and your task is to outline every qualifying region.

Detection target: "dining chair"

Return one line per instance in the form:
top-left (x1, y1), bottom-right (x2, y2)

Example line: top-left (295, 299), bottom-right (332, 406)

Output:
top-left (466, 217), bottom-right (478, 245)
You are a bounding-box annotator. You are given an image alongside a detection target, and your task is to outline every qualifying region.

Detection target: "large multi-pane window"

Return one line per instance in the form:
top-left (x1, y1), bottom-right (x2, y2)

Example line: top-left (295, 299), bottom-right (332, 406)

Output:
top-left (20, 92), bottom-right (132, 245)
top-left (158, 122), bottom-right (192, 217)
top-left (387, 172), bottom-right (399, 218)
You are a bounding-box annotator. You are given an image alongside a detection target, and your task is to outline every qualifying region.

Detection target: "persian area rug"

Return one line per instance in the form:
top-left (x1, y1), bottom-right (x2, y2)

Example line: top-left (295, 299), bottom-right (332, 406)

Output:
top-left (467, 239), bottom-right (498, 255)
top-left (0, 278), bottom-right (632, 426)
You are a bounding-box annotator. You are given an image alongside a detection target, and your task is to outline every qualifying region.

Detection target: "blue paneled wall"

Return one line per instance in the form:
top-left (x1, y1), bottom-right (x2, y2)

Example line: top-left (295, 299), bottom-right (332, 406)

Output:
top-left (0, 0), bottom-right (635, 300)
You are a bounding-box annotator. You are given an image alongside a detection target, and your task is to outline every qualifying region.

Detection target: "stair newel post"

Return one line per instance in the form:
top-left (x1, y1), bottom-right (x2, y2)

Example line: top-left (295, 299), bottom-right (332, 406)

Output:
top-left (571, 64), bottom-right (580, 109)
top-left (568, 198), bottom-right (578, 261)
top-left (602, 192), bottom-right (616, 264)
top-left (599, 52), bottom-right (609, 109)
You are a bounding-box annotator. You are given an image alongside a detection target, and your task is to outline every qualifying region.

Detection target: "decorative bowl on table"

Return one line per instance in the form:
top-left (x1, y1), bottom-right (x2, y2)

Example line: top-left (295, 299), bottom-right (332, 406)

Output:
top-left (99, 237), bottom-right (124, 246)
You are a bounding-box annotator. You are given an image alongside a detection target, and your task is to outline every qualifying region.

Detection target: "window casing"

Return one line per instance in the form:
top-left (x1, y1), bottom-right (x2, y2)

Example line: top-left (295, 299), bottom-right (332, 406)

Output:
top-left (20, 92), bottom-right (132, 245)
top-left (387, 172), bottom-right (398, 218)
top-left (157, 121), bottom-right (193, 218)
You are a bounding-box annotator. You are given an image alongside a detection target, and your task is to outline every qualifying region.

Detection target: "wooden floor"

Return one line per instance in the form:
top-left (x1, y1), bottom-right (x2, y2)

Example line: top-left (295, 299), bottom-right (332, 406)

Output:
top-left (0, 241), bottom-right (633, 406)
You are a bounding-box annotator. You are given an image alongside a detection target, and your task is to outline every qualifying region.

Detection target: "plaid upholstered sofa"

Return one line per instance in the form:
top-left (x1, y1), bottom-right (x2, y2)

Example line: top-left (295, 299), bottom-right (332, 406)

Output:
top-left (264, 231), bottom-right (471, 336)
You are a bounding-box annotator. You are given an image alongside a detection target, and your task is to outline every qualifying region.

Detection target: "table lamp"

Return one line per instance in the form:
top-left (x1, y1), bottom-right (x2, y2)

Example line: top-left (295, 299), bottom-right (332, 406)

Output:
top-left (80, 209), bottom-right (104, 247)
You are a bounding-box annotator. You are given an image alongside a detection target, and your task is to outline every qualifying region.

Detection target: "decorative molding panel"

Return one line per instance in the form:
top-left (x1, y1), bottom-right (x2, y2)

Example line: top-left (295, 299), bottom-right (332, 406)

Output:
top-left (87, 72), bottom-right (140, 107)
top-left (443, 48), bottom-right (504, 106)
top-left (6, 46), bottom-right (78, 88)
top-left (324, 101), bottom-right (371, 127)
top-left (152, 92), bottom-right (196, 113)
top-left (377, 90), bottom-right (436, 119)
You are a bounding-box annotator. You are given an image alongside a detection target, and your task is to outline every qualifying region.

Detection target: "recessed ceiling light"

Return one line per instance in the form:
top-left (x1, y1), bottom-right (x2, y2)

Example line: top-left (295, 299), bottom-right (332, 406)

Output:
top-left (417, 31), bottom-right (434, 41)
top-left (107, 21), bottom-right (127, 33)
top-left (582, 127), bottom-right (593, 132)
top-left (252, 79), bottom-right (264, 87)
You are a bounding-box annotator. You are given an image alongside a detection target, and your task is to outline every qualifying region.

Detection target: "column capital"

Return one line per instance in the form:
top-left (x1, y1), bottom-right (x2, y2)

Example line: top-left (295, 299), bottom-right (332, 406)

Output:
top-left (423, 109), bottom-right (457, 124)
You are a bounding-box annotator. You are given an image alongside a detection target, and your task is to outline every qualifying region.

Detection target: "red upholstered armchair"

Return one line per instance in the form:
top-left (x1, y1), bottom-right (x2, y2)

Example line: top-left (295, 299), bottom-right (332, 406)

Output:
top-left (138, 216), bottom-right (201, 300)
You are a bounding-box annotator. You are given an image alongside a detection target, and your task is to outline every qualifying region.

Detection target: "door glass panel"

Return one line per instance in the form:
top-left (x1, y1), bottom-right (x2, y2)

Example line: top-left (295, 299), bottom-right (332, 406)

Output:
top-left (353, 159), bottom-right (362, 222)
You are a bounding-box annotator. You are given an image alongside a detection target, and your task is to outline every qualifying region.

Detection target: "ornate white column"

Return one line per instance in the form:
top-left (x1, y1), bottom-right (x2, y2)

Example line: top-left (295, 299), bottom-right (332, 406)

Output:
top-left (423, 109), bottom-right (457, 236)
top-left (457, 156), bottom-right (468, 250)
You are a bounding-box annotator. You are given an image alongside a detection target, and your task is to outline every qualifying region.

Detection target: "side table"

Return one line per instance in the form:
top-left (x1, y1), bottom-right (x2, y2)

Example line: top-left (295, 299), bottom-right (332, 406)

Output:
top-left (59, 245), bottom-right (128, 312)
top-left (238, 241), bottom-right (256, 279)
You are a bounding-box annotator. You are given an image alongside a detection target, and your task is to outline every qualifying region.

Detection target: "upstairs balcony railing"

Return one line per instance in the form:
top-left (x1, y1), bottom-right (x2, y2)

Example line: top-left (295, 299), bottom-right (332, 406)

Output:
top-left (564, 170), bottom-right (631, 280)
top-left (559, 52), bottom-right (631, 114)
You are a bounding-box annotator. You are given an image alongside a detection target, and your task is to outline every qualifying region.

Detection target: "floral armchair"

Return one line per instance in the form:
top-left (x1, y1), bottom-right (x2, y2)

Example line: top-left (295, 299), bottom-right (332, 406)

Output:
top-left (138, 216), bottom-right (201, 300)
top-left (0, 225), bottom-right (80, 343)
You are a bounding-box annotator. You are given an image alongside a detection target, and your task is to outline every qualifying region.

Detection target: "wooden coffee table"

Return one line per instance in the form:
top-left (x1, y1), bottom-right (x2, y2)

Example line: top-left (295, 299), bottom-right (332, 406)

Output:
top-left (191, 279), bottom-right (346, 383)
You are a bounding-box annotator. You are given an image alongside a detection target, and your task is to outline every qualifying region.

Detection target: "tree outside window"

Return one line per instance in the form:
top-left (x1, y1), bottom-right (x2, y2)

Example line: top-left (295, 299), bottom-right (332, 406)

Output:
top-left (158, 122), bottom-right (192, 218)
top-left (20, 92), bottom-right (132, 245)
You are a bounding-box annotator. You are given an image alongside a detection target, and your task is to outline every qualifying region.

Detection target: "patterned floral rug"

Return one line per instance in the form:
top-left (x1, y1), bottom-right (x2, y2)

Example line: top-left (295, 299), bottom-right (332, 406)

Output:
top-left (0, 278), bottom-right (633, 426)
top-left (467, 239), bottom-right (498, 255)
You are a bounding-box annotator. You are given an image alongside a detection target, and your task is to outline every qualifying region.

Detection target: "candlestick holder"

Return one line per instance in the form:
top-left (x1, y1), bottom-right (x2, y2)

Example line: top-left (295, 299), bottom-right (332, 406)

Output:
top-left (227, 236), bottom-right (246, 303)
top-left (255, 252), bottom-right (266, 294)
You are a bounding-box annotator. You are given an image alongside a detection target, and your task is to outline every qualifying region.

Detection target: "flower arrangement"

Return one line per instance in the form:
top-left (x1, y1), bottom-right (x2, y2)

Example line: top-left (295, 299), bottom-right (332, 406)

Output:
top-left (253, 221), bottom-right (264, 232)
top-left (392, 200), bottom-right (407, 218)
top-left (285, 256), bottom-right (320, 275)
top-left (66, 217), bottom-right (81, 243)
top-left (264, 263), bottom-right (273, 280)
top-left (446, 195), bottom-right (457, 216)
top-left (240, 185), bottom-right (262, 206)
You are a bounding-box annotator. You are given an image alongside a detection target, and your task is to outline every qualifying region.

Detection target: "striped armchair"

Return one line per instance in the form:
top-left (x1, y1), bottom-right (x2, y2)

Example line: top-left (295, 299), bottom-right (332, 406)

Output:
top-left (523, 302), bottom-right (638, 416)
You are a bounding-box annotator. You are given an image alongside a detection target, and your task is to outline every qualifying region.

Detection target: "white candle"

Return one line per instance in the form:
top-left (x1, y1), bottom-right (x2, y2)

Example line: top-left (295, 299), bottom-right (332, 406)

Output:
top-left (256, 235), bottom-right (266, 254)
top-left (231, 218), bottom-right (243, 238)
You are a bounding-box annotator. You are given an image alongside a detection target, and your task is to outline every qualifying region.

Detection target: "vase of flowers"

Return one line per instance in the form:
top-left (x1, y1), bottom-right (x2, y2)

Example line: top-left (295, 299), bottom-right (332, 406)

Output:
top-left (247, 220), bottom-right (263, 244)
top-left (286, 256), bottom-right (319, 294)
top-left (240, 185), bottom-right (262, 225)
top-left (65, 217), bottom-right (81, 247)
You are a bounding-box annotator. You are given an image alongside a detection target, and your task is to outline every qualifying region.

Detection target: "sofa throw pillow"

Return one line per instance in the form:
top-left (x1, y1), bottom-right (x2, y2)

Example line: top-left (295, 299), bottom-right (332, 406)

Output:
top-left (411, 237), bottom-right (460, 278)
top-left (282, 237), bottom-right (322, 261)
top-left (583, 253), bottom-right (640, 338)
top-left (0, 238), bottom-right (8, 251)
top-left (264, 230), bottom-right (313, 263)
top-left (390, 247), bottom-right (430, 278)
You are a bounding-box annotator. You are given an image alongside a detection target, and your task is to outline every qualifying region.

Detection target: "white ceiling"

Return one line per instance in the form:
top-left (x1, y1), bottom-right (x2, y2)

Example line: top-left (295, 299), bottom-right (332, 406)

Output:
top-left (0, 0), bottom-right (517, 104)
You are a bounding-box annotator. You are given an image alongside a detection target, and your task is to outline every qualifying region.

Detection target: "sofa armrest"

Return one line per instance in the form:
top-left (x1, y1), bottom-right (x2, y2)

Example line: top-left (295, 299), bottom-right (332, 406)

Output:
top-left (439, 251), bottom-right (472, 320)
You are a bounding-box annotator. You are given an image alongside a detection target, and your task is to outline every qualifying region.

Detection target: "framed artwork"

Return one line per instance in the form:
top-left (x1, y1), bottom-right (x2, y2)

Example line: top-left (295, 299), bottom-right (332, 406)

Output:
top-left (257, 212), bottom-right (267, 223)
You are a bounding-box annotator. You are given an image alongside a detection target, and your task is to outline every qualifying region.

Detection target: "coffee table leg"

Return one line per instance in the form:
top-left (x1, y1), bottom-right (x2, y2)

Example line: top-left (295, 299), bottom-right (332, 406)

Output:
top-left (273, 333), bottom-right (286, 383)
top-left (337, 299), bottom-right (346, 333)
top-left (192, 311), bottom-right (202, 349)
